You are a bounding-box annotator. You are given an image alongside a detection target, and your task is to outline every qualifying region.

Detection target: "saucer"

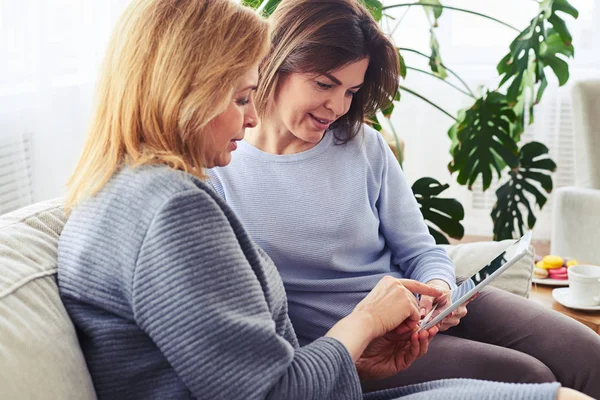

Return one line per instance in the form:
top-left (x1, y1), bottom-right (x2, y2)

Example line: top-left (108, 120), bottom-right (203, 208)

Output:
top-left (532, 277), bottom-right (569, 286)
top-left (552, 287), bottom-right (600, 311)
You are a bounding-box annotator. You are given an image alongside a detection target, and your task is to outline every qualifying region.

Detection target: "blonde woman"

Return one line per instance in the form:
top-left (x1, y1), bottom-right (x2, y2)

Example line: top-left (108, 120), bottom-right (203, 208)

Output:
top-left (57, 0), bottom-right (590, 399)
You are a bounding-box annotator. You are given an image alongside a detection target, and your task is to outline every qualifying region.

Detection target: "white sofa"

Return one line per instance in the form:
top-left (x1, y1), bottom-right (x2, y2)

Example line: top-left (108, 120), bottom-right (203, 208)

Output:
top-left (0, 198), bottom-right (535, 398)
top-left (551, 80), bottom-right (600, 265)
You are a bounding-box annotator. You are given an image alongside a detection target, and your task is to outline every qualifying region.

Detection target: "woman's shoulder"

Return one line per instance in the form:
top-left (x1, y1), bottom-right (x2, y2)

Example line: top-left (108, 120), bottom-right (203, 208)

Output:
top-left (112, 165), bottom-right (218, 207)
top-left (330, 123), bottom-right (390, 167)
top-left (333, 123), bottom-right (389, 154)
top-left (361, 123), bottom-right (389, 151)
top-left (68, 165), bottom-right (225, 238)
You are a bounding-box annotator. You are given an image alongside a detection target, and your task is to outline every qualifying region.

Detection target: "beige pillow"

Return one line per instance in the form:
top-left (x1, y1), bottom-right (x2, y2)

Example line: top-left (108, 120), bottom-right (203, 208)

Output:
top-left (443, 239), bottom-right (535, 298)
top-left (0, 198), bottom-right (96, 399)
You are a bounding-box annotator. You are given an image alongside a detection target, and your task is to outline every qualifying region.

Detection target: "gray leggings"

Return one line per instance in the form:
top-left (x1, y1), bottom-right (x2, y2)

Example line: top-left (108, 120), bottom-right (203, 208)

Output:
top-left (361, 286), bottom-right (600, 398)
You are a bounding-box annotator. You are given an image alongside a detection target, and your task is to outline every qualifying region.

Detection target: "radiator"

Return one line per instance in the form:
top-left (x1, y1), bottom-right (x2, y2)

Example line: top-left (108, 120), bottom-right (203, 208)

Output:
top-left (0, 133), bottom-right (33, 215)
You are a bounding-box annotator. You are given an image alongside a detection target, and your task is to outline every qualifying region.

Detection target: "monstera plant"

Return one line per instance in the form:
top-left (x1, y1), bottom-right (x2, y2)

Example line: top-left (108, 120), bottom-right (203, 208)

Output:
top-left (243, 0), bottom-right (578, 243)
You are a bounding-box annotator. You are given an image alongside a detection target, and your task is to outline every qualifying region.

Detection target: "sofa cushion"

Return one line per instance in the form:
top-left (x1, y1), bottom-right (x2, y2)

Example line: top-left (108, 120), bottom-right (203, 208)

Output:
top-left (0, 198), bottom-right (96, 399)
top-left (443, 239), bottom-right (535, 298)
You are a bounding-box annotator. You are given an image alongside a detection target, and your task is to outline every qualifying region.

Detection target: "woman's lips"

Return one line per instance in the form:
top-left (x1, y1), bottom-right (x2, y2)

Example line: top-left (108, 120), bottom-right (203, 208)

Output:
top-left (309, 113), bottom-right (331, 130)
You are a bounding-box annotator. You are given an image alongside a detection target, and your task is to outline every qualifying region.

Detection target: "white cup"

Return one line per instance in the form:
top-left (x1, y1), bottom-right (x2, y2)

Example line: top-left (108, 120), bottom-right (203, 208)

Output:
top-left (567, 265), bottom-right (600, 306)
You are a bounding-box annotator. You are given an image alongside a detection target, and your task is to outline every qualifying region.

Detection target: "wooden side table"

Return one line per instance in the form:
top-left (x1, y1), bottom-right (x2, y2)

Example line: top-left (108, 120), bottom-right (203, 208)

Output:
top-left (529, 284), bottom-right (600, 334)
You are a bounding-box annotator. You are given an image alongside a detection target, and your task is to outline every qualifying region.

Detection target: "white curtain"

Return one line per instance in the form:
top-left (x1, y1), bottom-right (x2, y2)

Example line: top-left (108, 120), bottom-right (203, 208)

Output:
top-left (0, 0), bottom-right (130, 211)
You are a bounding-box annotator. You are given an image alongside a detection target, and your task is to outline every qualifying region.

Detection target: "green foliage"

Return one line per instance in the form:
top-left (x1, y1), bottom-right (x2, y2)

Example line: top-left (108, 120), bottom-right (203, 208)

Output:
top-left (242, 0), bottom-right (281, 16)
top-left (419, 0), bottom-right (443, 25)
top-left (428, 30), bottom-right (448, 79)
top-left (241, 0), bottom-right (262, 9)
top-left (398, 50), bottom-right (407, 79)
top-left (497, 0), bottom-right (577, 134)
top-left (412, 177), bottom-right (465, 244)
top-left (491, 142), bottom-right (557, 240)
top-left (448, 92), bottom-right (519, 190)
top-left (360, 0), bottom-right (383, 21)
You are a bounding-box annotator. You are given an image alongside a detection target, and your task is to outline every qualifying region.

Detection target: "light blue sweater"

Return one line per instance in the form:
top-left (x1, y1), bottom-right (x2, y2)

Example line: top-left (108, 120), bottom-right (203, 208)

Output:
top-left (209, 125), bottom-right (457, 344)
top-left (58, 165), bottom-right (559, 399)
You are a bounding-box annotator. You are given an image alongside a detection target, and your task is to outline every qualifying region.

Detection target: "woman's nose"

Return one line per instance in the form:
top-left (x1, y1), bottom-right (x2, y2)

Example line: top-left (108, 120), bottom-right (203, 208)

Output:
top-left (245, 102), bottom-right (258, 128)
top-left (324, 92), bottom-right (347, 117)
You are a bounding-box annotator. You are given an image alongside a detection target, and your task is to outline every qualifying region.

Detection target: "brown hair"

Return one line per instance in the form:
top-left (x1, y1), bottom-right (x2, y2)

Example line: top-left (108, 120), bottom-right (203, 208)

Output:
top-left (65, 0), bottom-right (269, 212)
top-left (256, 0), bottom-right (399, 143)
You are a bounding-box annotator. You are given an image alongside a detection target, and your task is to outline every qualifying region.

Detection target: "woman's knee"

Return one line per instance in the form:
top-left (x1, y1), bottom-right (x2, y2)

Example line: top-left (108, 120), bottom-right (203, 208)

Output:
top-left (490, 351), bottom-right (556, 384)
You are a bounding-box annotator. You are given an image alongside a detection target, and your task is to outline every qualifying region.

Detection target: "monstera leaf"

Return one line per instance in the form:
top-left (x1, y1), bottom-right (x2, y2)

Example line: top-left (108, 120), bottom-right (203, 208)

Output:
top-left (497, 0), bottom-right (577, 132)
top-left (412, 177), bottom-right (465, 244)
top-left (491, 141), bottom-right (557, 241)
top-left (448, 91), bottom-right (519, 191)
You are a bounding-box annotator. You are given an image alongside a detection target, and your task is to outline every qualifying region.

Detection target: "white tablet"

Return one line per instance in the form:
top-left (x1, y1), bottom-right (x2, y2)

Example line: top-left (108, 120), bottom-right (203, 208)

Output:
top-left (418, 231), bottom-right (532, 332)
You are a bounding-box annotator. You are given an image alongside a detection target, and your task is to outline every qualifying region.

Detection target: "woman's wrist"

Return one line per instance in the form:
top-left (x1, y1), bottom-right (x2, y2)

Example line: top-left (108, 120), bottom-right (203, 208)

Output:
top-left (325, 311), bottom-right (378, 361)
top-left (426, 278), bottom-right (451, 291)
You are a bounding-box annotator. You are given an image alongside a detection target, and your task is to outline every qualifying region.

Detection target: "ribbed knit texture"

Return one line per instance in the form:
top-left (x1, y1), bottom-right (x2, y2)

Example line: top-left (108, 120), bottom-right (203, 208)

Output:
top-left (365, 380), bottom-right (561, 400)
top-left (57, 165), bottom-right (559, 400)
top-left (58, 165), bottom-right (361, 400)
top-left (209, 124), bottom-right (457, 344)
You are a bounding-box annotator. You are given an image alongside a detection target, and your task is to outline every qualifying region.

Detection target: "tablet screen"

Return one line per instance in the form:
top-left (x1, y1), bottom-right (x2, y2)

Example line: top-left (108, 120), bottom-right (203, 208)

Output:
top-left (418, 231), bottom-right (531, 331)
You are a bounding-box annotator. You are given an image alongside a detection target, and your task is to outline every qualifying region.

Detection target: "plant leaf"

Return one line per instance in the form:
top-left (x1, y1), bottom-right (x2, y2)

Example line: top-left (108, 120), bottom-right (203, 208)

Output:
top-left (398, 50), bottom-right (407, 79)
top-left (261, 0), bottom-right (283, 16)
top-left (382, 101), bottom-right (395, 117)
top-left (497, 0), bottom-right (577, 109)
top-left (367, 115), bottom-right (382, 132)
top-left (412, 177), bottom-right (465, 244)
top-left (448, 91), bottom-right (519, 191)
top-left (360, 0), bottom-right (383, 22)
top-left (241, 0), bottom-right (262, 9)
top-left (418, 0), bottom-right (443, 24)
top-left (491, 141), bottom-right (556, 240)
top-left (428, 29), bottom-right (448, 79)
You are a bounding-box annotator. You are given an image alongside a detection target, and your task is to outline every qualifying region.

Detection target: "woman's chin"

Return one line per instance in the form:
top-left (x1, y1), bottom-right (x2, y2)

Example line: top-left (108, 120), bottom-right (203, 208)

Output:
top-left (214, 154), bottom-right (232, 168)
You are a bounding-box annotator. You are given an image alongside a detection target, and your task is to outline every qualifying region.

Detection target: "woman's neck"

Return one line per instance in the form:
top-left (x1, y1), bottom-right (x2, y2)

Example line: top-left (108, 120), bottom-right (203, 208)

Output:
top-left (244, 120), bottom-right (320, 155)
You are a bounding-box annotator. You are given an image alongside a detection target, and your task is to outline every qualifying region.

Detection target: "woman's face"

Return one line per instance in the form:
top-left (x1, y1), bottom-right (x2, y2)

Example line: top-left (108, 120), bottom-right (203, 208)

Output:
top-left (273, 58), bottom-right (369, 145)
top-left (203, 65), bottom-right (259, 168)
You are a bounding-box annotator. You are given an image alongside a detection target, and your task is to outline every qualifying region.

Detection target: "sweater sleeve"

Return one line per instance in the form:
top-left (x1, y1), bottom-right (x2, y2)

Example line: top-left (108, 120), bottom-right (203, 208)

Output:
top-left (373, 129), bottom-right (457, 289)
top-left (131, 188), bottom-right (362, 400)
top-left (364, 379), bottom-right (560, 400)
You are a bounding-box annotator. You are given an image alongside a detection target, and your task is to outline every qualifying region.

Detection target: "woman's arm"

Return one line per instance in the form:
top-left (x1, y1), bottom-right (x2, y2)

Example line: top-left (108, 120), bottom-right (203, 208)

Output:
top-left (132, 188), bottom-right (363, 400)
top-left (371, 126), bottom-right (456, 290)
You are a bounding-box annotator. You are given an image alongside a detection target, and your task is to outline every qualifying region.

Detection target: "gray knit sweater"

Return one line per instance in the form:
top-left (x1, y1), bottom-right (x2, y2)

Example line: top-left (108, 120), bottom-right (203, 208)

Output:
top-left (57, 165), bottom-right (559, 400)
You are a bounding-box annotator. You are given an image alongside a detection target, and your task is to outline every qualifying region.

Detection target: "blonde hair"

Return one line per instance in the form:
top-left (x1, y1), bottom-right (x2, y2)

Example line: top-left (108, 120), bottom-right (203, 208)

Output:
top-left (256, 0), bottom-right (399, 143)
top-left (66, 0), bottom-right (269, 212)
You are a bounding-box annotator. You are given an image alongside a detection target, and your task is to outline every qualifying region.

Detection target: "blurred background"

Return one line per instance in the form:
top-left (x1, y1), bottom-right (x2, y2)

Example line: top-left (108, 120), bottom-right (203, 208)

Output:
top-left (1, 0), bottom-right (598, 241)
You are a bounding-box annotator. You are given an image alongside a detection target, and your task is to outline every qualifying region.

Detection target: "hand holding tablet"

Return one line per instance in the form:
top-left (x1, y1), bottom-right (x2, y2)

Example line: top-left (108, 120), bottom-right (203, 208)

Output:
top-left (418, 231), bottom-right (532, 332)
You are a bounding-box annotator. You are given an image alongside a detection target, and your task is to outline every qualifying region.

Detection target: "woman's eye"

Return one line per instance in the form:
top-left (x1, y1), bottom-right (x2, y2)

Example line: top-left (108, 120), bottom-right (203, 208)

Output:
top-left (316, 81), bottom-right (333, 90)
top-left (346, 91), bottom-right (358, 98)
top-left (236, 97), bottom-right (250, 106)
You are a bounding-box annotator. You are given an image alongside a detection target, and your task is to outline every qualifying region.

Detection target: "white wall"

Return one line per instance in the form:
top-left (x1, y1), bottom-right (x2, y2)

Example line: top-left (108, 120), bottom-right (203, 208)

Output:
top-left (0, 0), bottom-right (130, 204)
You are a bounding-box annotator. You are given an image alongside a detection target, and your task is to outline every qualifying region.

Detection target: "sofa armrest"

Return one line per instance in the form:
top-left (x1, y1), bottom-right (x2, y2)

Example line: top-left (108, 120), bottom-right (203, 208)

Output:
top-left (441, 240), bottom-right (535, 298)
top-left (551, 186), bottom-right (600, 265)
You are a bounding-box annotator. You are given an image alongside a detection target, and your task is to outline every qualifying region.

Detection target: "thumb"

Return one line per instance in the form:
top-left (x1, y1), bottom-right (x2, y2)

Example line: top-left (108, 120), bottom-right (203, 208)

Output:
top-left (419, 295), bottom-right (435, 317)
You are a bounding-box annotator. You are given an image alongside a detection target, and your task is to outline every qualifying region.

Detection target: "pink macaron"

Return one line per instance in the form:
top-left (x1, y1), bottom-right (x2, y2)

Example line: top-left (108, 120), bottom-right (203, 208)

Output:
top-left (548, 266), bottom-right (568, 280)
